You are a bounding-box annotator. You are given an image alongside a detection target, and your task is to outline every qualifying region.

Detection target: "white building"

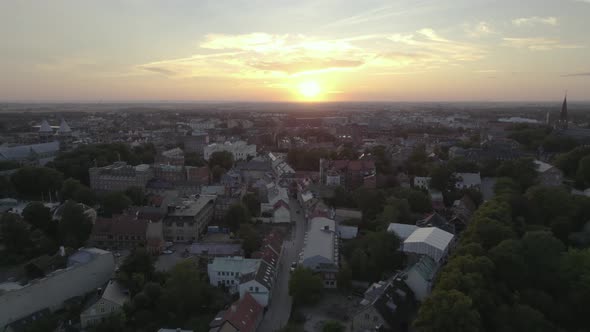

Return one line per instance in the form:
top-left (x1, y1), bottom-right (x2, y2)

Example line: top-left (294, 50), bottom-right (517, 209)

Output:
top-left (402, 227), bottom-right (454, 263)
top-left (0, 248), bottom-right (115, 328)
top-left (239, 260), bottom-right (275, 307)
top-left (204, 141), bottom-right (256, 161)
top-left (208, 257), bottom-right (260, 294)
top-left (413, 177), bottom-right (431, 190)
top-left (455, 172), bottom-right (482, 190)
top-left (80, 280), bottom-right (129, 328)
top-left (534, 160), bottom-right (563, 187)
top-left (402, 256), bottom-right (438, 302)
top-left (271, 201), bottom-right (291, 224)
top-left (387, 223), bottom-right (419, 241)
top-left (301, 217), bottom-right (339, 288)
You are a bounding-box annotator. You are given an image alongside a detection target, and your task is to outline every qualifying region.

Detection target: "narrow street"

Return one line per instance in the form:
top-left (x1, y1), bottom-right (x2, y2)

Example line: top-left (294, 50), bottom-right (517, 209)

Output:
top-left (258, 198), bottom-right (306, 332)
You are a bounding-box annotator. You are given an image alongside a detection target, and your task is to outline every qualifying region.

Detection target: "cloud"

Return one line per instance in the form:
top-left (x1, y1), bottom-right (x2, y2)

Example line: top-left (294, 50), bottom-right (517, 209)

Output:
top-left (465, 22), bottom-right (495, 38)
top-left (512, 16), bottom-right (558, 27)
top-left (503, 37), bottom-right (582, 50)
top-left (573, 0), bottom-right (590, 3)
top-left (138, 30), bottom-right (486, 81)
top-left (561, 72), bottom-right (590, 77)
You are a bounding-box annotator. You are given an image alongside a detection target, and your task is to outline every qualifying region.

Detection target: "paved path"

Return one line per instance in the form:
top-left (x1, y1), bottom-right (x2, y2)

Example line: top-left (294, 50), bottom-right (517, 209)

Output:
top-left (258, 198), bottom-right (306, 332)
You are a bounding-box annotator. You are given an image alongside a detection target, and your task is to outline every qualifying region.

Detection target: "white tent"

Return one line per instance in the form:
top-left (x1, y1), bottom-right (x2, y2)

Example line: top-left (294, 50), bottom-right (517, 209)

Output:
top-left (403, 227), bottom-right (454, 262)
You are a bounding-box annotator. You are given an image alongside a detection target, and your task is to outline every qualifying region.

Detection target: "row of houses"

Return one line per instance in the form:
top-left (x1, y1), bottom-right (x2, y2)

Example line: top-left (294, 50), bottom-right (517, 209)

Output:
top-left (207, 231), bottom-right (283, 308)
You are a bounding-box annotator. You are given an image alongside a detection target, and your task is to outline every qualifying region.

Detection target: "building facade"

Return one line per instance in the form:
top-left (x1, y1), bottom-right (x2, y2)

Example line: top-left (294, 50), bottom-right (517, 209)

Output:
top-left (164, 195), bottom-right (216, 242)
top-left (89, 162), bottom-right (154, 192)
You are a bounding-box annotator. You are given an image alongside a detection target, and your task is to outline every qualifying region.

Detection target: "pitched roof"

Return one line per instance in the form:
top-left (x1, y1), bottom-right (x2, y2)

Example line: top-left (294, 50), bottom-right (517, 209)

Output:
top-left (92, 215), bottom-right (148, 236)
top-left (222, 293), bottom-right (263, 332)
top-left (387, 223), bottom-right (419, 240)
top-left (273, 200), bottom-right (290, 211)
top-left (39, 120), bottom-right (53, 133)
top-left (58, 119), bottom-right (72, 133)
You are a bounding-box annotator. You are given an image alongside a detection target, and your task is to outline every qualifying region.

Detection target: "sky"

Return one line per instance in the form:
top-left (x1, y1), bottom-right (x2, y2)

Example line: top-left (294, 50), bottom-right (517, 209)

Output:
top-left (1, 0), bottom-right (589, 102)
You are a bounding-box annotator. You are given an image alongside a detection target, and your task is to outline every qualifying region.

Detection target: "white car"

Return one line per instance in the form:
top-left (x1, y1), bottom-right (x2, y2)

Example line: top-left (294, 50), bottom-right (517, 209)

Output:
top-left (162, 249), bottom-right (174, 255)
top-left (290, 261), bottom-right (297, 272)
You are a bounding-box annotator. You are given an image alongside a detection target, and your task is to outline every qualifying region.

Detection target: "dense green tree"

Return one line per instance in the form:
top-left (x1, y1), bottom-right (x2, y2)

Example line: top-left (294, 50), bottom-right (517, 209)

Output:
top-left (327, 186), bottom-right (356, 208)
top-left (493, 304), bottom-right (554, 332)
top-left (336, 262), bottom-right (352, 291)
top-left (414, 290), bottom-right (481, 332)
top-left (10, 167), bottom-right (64, 200)
top-left (74, 186), bottom-right (98, 206)
top-left (496, 158), bottom-right (537, 191)
top-left (211, 165), bottom-right (226, 182)
top-left (525, 186), bottom-right (573, 226)
top-left (488, 239), bottom-right (526, 290)
top-left (429, 164), bottom-right (457, 192)
top-left (344, 231), bottom-right (403, 281)
top-left (22, 201), bottom-right (53, 231)
top-left (119, 248), bottom-right (155, 295)
top-left (1, 213), bottom-right (32, 256)
top-left (576, 155), bottom-right (590, 186)
top-left (125, 186), bottom-right (145, 206)
top-left (239, 223), bottom-right (261, 257)
top-left (521, 231), bottom-right (565, 290)
top-left (541, 135), bottom-right (578, 153)
top-left (208, 151), bottom-right (234, 170)
top-left (242, 193), bottom-right (261, 217)
top-left (100, 192), bottom-right (132, 217)
top-left (287, 148), bottom-right (332, 171)
top-left (58, 201), bottom-right (93, 248)
top-left (160, 262), bottom-right (220, 323)
top-left (0, 175), bottom-right (15, 198)
top-left (289, 267), bottom-right (324, 305)
top-left (493, 177), bottom-right (521, 195)
top-left (559, 249), bottom-right (590, 329)
top-left (352, 188), bottom-right (386, 221)
top-left (0, 160), bottom-right (20, 171)
top-left (555, 146), bottom-right (590, 177)
top-left (61, 177), bottom-right (97, 205)
top-left (185, 152), bottom-right (206, 167)
top-left (391, 187), bottom-right (432, 213)
top-left (53, 143), bottom-right (155, 184)
top-left (224, 204), bottom-right (251, 231)
top-left (322, 321), bottom-right (344, 332)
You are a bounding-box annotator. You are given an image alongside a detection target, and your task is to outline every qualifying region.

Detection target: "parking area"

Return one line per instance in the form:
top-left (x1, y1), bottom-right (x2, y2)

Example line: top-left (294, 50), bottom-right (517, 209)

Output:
top-left (299, 292), bottom-right (363, 332)
top-left (154, 243), bottom-right (193, 272)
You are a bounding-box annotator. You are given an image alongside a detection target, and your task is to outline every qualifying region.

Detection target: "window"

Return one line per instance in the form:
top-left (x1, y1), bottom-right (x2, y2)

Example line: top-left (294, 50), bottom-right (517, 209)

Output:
top-left (218, 272), bottom-right (221, 276)
top-left (231, 280), bottom-right (234, 284)
top-left (249, 286), bottom-right (253, 291)
top-left (255, 287), bottom-right (259, 292)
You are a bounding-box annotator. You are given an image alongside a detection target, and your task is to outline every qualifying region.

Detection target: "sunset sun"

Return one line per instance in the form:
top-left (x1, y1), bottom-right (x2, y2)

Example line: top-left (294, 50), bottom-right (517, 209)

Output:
top-left (297, 81), bottom-right (321, 100)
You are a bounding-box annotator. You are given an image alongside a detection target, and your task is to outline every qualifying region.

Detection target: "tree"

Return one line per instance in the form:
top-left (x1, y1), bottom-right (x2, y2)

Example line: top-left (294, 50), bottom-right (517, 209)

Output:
top-left (61, 178), bottom-right (85, 201)
top-left (0, 175), bottom-right (15, 198)
top-left (414, 290), bottom-right (481, 332)
top-left (525, 186), bottom-right (573, 226)
top-left (100, 192), bottom-right (132, 217)
top-left (160, 262), bottom-right (219, 323)
top-left (391, 187), bottom-right (432, 213)
top-left (239, 223), bottom-right (261, 257)
top-left (58, 201), bottom-right (93, 248)
top-left (242, 193), bottom-right (261, 217)
top-left (125, 186), bottom-right (145, 206)
top-left (185, 152), bottom-right (205, 167)
top-left (493, 304), bottom-right (554, 332)
top-left (224, 204), bottom-right (250, 231)
top-left (61, 177), bottom-right (96, 205)
top-left (336, 262), bottom-right (352, 291)
top-left (429, 164), bottom-right (457, 192)
top-left (576, 155), bottom-right (590, 186)
top-left (209, 151), bottom-right (234, 170)
top-left (497, 158), bottom-right (537, 190)
top-left (119, 248), bottom-right (155, 295)
top-left (344, 232), bottom-right (403, 281)
top-left (289, 267), bottom-right (323, 305)
top-left (22, 201), bottom-right (53, 231)
top-left (11, 167), bottom-right (64, 200)
top-left (1, 213), bottom-right (32, 256)
top-left (322, 321), bottom-right (344, 332)
top-left (211, 165), bottom-right (226, 183)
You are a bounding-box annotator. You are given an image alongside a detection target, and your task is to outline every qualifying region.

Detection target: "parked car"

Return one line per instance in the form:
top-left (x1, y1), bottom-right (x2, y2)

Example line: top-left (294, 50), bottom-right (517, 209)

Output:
top-left (162, 249), bottom-right (174, 255)
top-left (290, 261), bottom-right (297, 273)
top-left (113, 252), bottom-right (121, 257)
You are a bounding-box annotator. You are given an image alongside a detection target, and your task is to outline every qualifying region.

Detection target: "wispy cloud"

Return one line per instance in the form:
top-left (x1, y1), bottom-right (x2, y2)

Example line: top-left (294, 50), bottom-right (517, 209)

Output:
top-left (561, 72), bottom-right (590, 77)
top-left (512, 16), bottom-right (558, 27)
top-left (503, 37), bottom-right (582, 50)
top-left (464, 22), bottom-right (495, 38)
top-left (138, 30), bottom-right (485, 81)
top-left (323, 1), bottom-right (436, 28)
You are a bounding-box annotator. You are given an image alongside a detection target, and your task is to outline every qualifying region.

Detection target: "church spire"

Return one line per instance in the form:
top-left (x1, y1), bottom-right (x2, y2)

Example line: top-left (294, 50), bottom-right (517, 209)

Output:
top-left (557, 94), bottom-right (568, 130)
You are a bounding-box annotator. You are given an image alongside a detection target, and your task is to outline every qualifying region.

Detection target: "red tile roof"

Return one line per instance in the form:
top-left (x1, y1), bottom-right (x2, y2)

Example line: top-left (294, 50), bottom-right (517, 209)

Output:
top-left (223, 293), bottom-right (263, 332)
top-left (273, 200), bottom-right (290, 211)
top-left (92, 215), bottom-right (148, 236)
